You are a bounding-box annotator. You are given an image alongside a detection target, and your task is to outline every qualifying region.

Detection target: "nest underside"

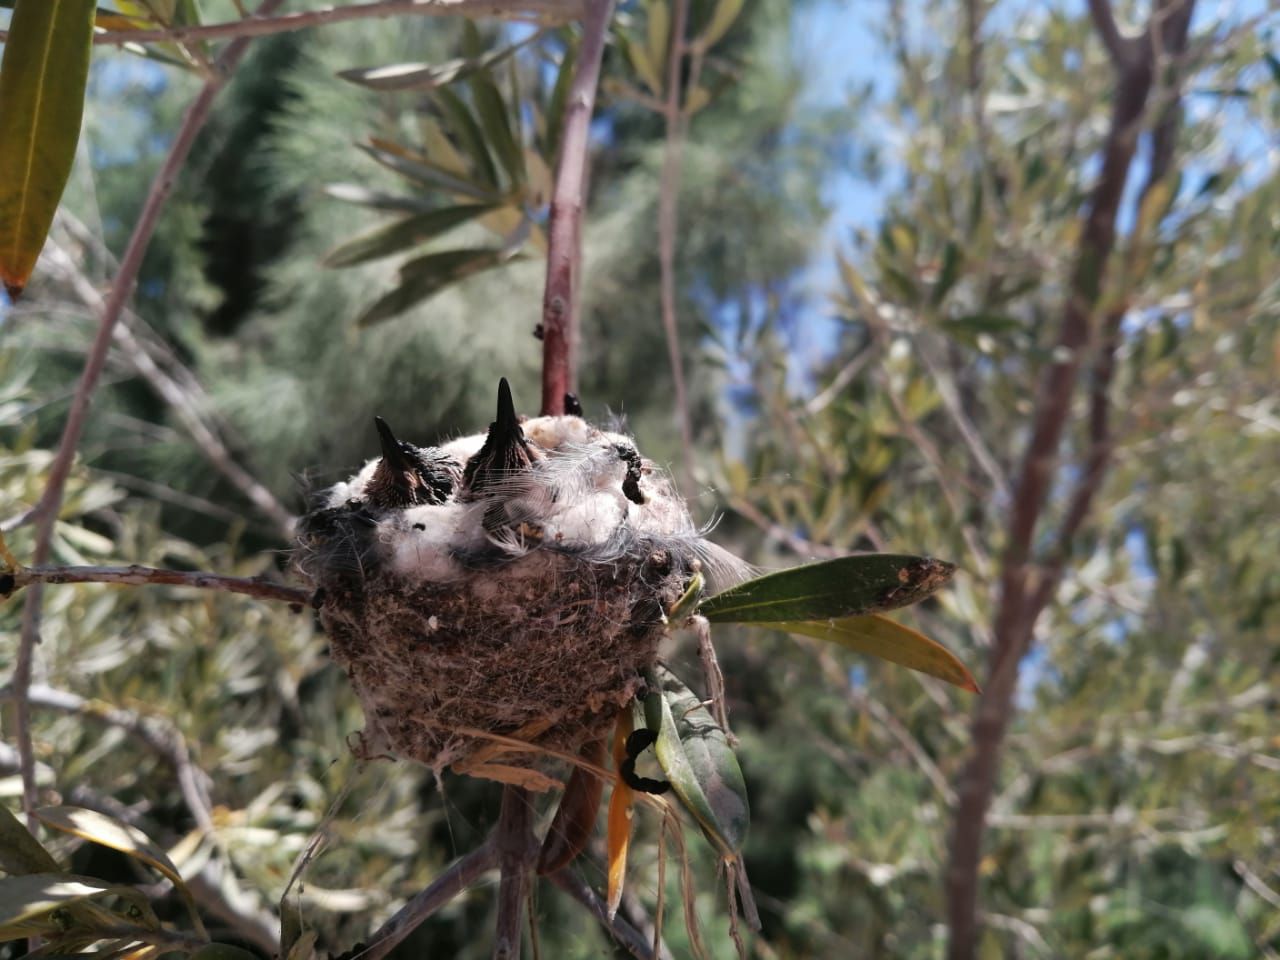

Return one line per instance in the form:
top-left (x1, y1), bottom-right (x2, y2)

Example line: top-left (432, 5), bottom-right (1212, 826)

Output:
top-left (313, 546), bottom-right (692, 774)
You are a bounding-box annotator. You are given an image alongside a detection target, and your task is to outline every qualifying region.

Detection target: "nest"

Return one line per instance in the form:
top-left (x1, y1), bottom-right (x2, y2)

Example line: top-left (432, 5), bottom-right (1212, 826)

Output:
top-left (294, 381), bottom-right (718, 778)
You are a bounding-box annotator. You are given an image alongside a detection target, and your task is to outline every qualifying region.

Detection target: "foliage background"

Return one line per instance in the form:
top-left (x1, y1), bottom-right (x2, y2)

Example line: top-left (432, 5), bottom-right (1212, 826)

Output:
top-left (1, 0), bottom-right (1278, 956)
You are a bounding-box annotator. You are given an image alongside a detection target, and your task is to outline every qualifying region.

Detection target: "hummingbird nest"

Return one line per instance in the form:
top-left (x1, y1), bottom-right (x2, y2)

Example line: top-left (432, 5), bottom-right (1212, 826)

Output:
top-left (295, 380), bottom-right (736, 781)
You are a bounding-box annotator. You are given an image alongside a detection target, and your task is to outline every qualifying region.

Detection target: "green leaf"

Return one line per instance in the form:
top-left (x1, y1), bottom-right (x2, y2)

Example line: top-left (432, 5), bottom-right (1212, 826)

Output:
top-left (643, 666), bottom-right (749, 857)
top-left (0, 0), bottom-right (97, 298)
top-left (646, 0), bottom-right (670, 88)
top-left (34, 805), bottom-right (204, 937)
top-left (698, 554), bottom-right (956, 624)
top-left (696, 0), bottom-right (745, 49)
top-left (665, 570), bottom-right (705, 623)
top-left (468, 67), bottom-right (524, 188)
top-left (930, 240), bottom-right (963, 307)
top-left (338, 29), bottom-right (541, 93)
top-left (356, 248), bottom-right (512, 327)
top-left (323, 183), bottom-right (441, 214)
top-left (433, 87), bottom-right (499, 189)
top-left (0, 873), bottom-right (122, 930)
top-left (356, 143), bottom-right (495, 202)
top-left (323, 203), bottom-right (500, 268)
top-left (770, 613), bottom-right (979, 691)
top-left (0, 803), bottom-right (60, 876)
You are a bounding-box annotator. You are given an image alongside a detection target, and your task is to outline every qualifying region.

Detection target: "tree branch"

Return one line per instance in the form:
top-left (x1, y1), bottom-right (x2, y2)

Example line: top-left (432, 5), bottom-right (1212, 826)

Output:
top-left (539, 0), bottom-right (615, 415)
top-left (4, 563), bottom-right (311, 606)
top-left (944, 1), bottom-right (1196, 955)
top-left (360, 842), bottom-right (498, 960)
top-left (493, 786), bottom-right (539, 959)
top-left (657, 0), bottom-right (695, 490)
top-left (12, 0), bottom-right (290, 821)
top-left (0, 0), bottom-right (584, 47)
top-left (1086, 0), bottom-right (1138, 67)
top-left (547, 868), bottom-right (658, 960)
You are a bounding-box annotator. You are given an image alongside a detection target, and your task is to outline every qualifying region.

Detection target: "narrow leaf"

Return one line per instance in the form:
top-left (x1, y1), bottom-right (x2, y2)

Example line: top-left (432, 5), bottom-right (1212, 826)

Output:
top-left (338, 31), bottom-right (540, 93)
top-left (0, 803), bottom-right (61, 876)
top-left (433, 87), bottom-right (499, 189)
top-left (697, 0), bottom-right (745, 49)
top-left (644, 666), bottom-right (748, 857)
top-left (0, 0), bottom-right (97, 298)
top-left (356, 248), bottom-right (511, 327)
top-left (930, 240), bottom-right (962, 306)
top-left (0, 873), bottom-right (116, 928)
top-left (606, 711), bottom-right (634, 919)
top-left (699, 554), bottom-right (956, 624)
top-left (356, 143), bottom-right (495, 202)
top-left (771, 614), bottom-right (979, 691)
top-left (323, 183), bottom-right (441, 214)
top-left (469, 67), bottom-right (524, 188)
top-left (323, 203), bottom-right (499, 268)
top-left (35, 805), bottom-right (206, 937)
top-left (536, 737), bottom-right (607, 875)
top-left (646, 0), bottom-right (671, 87)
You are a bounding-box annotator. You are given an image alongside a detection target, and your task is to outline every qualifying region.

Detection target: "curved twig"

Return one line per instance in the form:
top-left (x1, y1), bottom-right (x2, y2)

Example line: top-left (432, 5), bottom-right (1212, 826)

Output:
top-left (4, 564), bottom-right (310, 607)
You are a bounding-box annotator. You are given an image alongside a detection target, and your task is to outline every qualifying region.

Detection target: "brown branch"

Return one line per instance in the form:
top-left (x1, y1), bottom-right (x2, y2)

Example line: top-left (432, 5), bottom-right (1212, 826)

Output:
top-left (539, 0), bottom-right (614, 415)
top-left (13, 0), bottom-right (290, 822)
top-left (944, 2), bottom-right (1196, 955)
top-left (1086, 0), bottom-right (1139, 67)
top-left (493, 786), bottom-right (539, 959)
top-left (5, 563), bottom-right (310, 606)
top-left (547, 868), bottom-right (658, 960)
top-left (361, 841), bottom-right (499, 960)
top-left (41, 238), bottom-right (296, 537)
top-left (0, 0), bottom-right (583, 47)
top-left (657, 0), bottom-right (695, 490)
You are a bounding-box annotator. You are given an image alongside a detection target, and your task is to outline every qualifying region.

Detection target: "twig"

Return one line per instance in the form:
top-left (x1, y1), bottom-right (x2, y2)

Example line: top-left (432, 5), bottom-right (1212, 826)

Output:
top-left (539, 0), bottom-right (615, 415)
top-left (547, 868), bottom-right (657, 960)
top-left (12, 0), bottom-right (289, 821)
top-left (493, 786), bottom-right (539, 959)
top-left (657, 0), bottom-right (695, 490)
top-left (41, 238), bottom-right (295, 537)
top-left (5, 563), bottom-right (310, 606)
top-left (360, 841), bottom-right (499, 960)
top-left (1, 683), bottom-right (216, 833)
top-left (944, 3), bottom-right (1195, 956)
top-left (0, 0), bottom-right (583, 47)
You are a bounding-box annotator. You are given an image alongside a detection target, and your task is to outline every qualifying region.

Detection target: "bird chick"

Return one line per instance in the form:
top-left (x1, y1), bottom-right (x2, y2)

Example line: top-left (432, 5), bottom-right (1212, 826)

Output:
top-left (461, 379), bottom-right (538, 498)
top-left (365, 416), bottom-right (459, 511)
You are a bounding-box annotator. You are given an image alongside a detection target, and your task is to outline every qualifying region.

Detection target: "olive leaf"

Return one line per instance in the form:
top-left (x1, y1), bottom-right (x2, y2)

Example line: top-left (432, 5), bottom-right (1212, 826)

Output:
top-left (0, 0), bottom-right (97, 298)
top-left (643, 665), bottom-right (748, 858)
top-left (322, 203), bottom-right (500, 268)
top-left (767, 614), bottom-right (979, 691)
top-left (698, 553), bottom-right (955, 623)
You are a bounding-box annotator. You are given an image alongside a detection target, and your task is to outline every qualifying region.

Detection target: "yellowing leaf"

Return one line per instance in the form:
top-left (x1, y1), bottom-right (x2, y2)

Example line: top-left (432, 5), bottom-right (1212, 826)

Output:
top-left (0, 0), bottom-right (97, 298)
top-left (772, 613), bottom-right (980, 692)
top-left (606, 711), bottom-right (634, 920)
top-left (697, 0), bottom-right (745, 50)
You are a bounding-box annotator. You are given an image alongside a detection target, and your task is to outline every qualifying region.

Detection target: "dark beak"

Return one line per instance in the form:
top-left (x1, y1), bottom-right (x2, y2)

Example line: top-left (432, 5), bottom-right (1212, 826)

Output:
top-left (463, 377), bottom-right (532, 495)
top-left (375, 416), bottom-right (411, 471)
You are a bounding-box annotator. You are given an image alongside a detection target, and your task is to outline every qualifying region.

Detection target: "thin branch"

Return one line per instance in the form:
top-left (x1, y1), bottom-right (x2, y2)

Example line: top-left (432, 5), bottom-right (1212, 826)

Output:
top-left (5, 563), bottom-right (311, 606)
top-left (547, 868), bottom-right (658, 960)
top-left (539, 0), bottom-right (615, 415)
top-left (493, 786), bottom-right (539, 960)
top-left (40, 238), bottom-right (295, 537)
top-left (1, 683), bottom-right (216, 833)
top-left (0, 0), bottom-right (583, 47)
top-left (657, 0), bottom-right (695, 491)
top-left (13, 0), bottom-right (290, 822)
top-left (360, 842), bottom-right (498, 960)
top-left (944, 1), bottom-right (1196, 954)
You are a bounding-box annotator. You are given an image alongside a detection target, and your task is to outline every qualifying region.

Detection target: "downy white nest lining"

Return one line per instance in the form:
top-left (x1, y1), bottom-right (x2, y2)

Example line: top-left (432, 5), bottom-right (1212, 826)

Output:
top-left (295, 380), bottom-right (742, 777)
